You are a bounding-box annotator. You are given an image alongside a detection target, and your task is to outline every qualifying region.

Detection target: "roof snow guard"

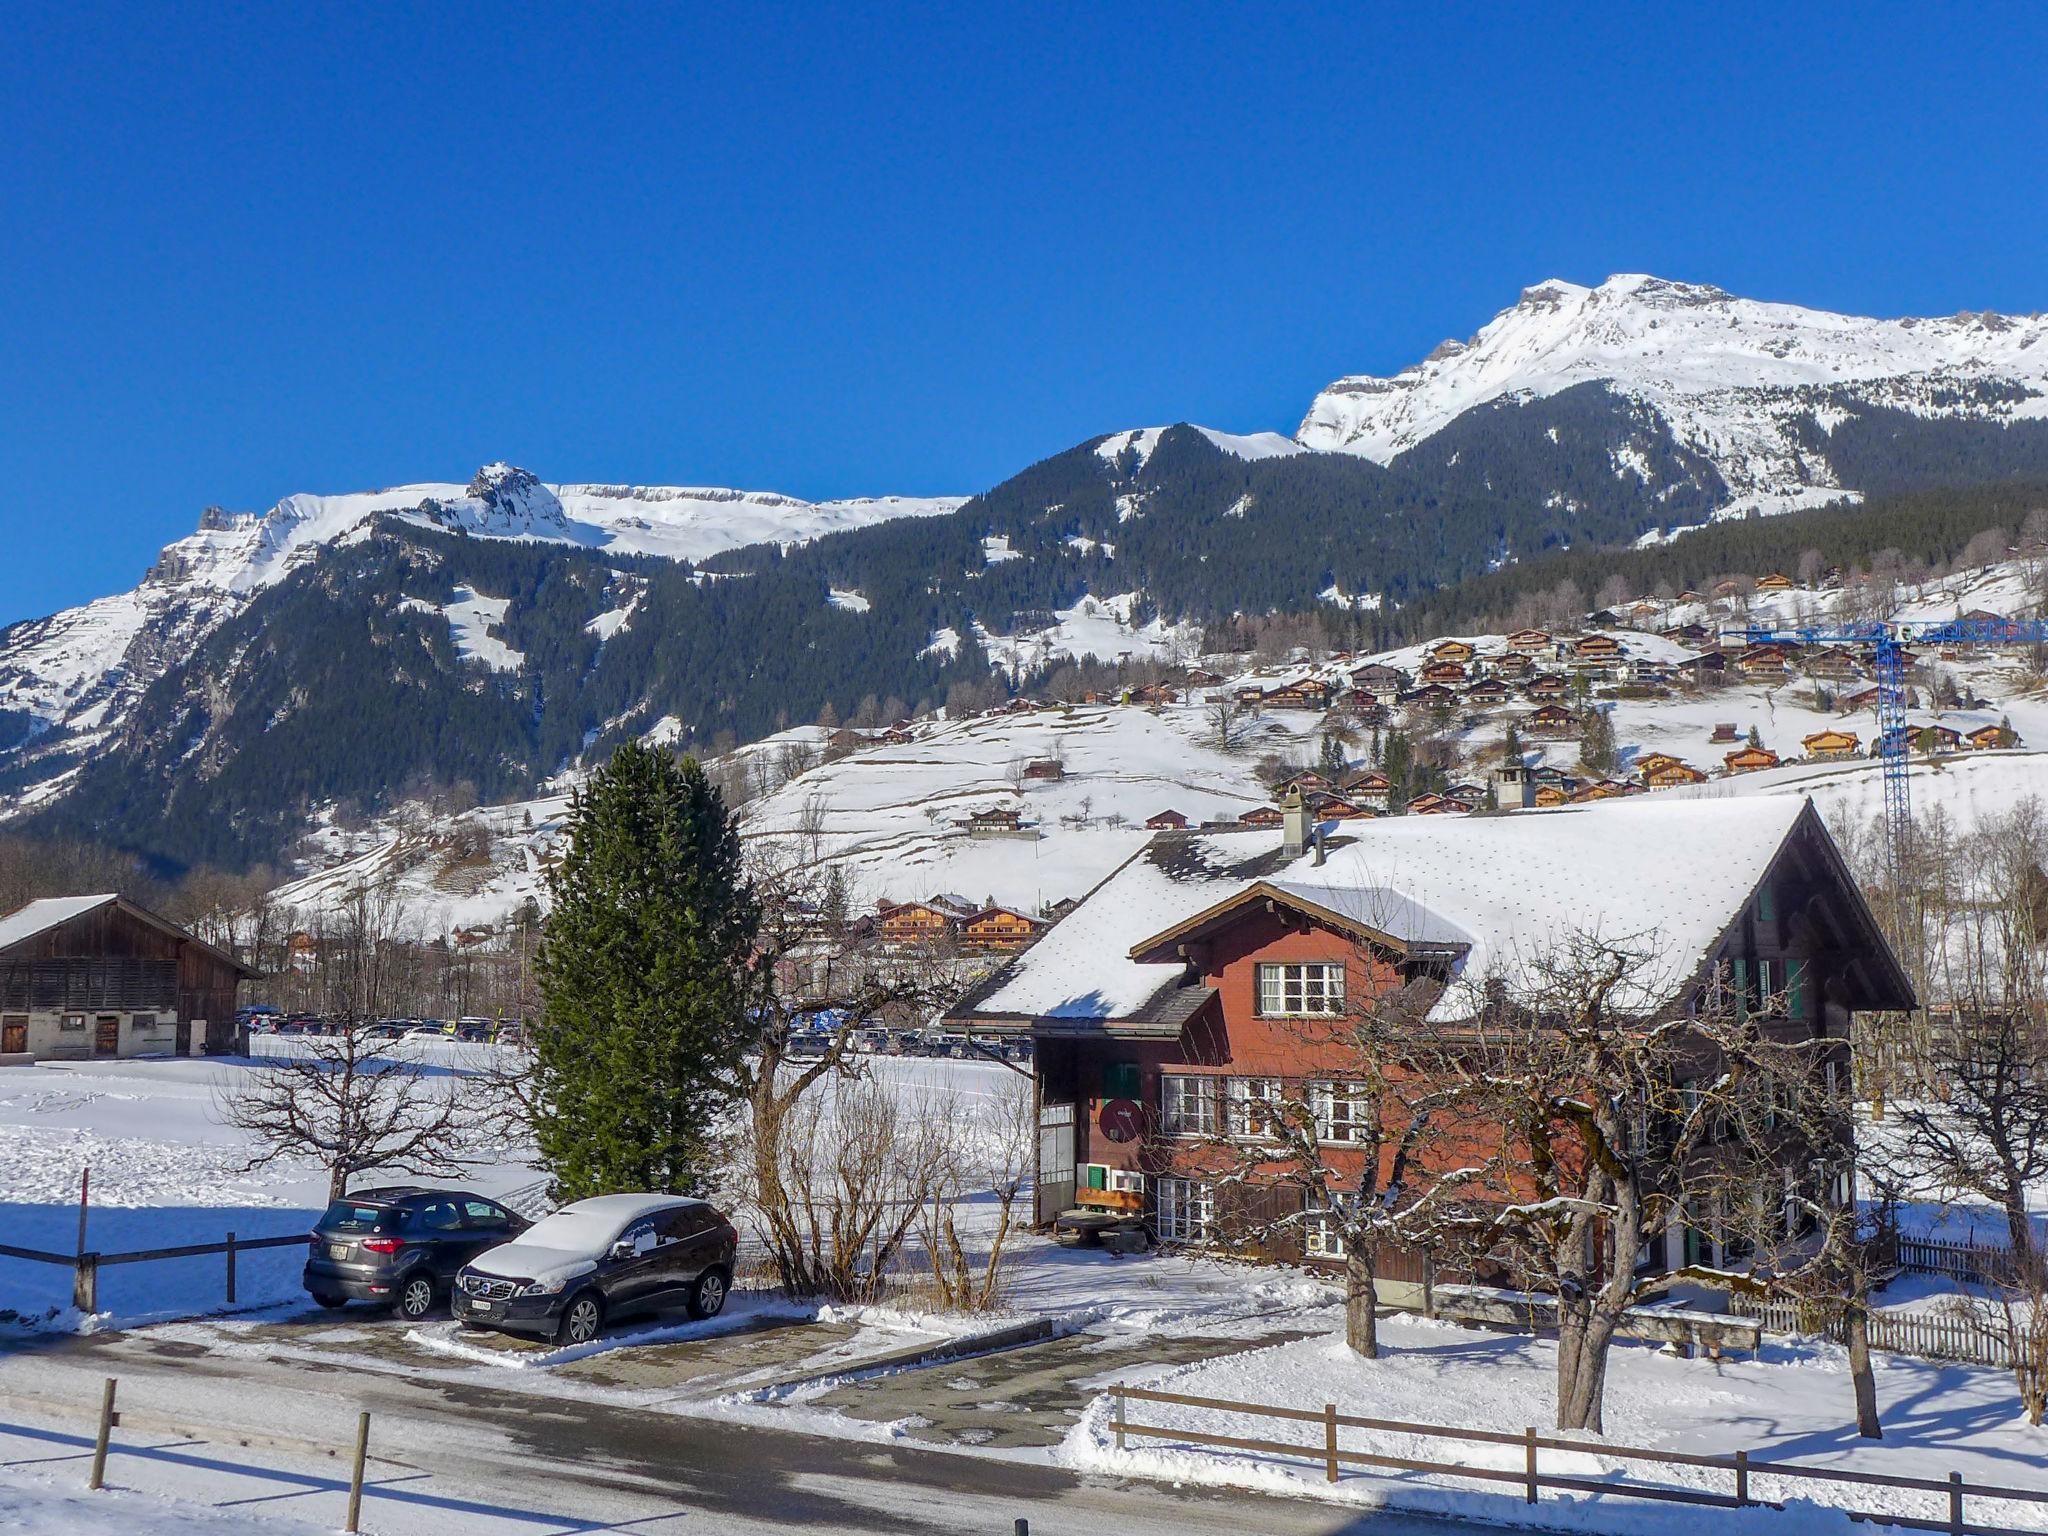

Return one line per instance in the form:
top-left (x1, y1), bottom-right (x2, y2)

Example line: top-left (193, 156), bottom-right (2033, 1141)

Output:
top-left (949, 798), bottom-right (1909, 1030)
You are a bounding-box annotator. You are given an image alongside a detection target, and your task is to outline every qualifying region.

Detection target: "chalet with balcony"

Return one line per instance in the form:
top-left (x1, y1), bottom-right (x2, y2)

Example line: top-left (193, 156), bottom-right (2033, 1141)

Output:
top-left (1569, 634), bottom-right (1625, 668)
top-left (1802, 729), bottom-right (1861, 761)
top-left (876, 895), bottom-right (978, 947)
top-left (966, 806), bottom-right (1027, 834)
top-left (1756, 573), bottom-right (1796, 592)
top-left (1524, 704), bottom-right (1581, 739)
top-left (1341, 770), bottom-right (1393, 811)
top-left (946, 798), bottom-right (1911, 1286)
top-left (1724, 745), bottom-right (1780, 774)
top-left (1022, 758), bottom-right (1066, 782)
top-left (1428, 639), bottom-right (1477, 664)
top-left (1419, 660), bottom-right (1469, 686)
top-left (0, 894), bottom-right (260, 1062)
top-left (1463, 678), bottom-right (1511, 707)
top-left (1489, 651), bottom-right (1536, 681)
top-left (1264, 679), bottom-right (1333, 710)
top-left (1349, 664), bottom-right (1411, 698)
top-left (1146, 809), bottom-right (1191, 830)
top-left (962, 906), bottom-right (1046, 952)
top-left (1239, 805), bottom-right (1284, 827)
top-left (1402, 684), bottom-right (1461, 711)
top-left (1526, 673), bottom-right (1569, 700)
top-left (1309, 794), bottom-right (1377, 821)
top-left (1914, 725), bottom-right (1962, 755)
top-left (1504, 629), bottom-right (1552, 654)
top-left (1737, 645), bottom-right (1794, 679)
top-left (1642, 759), bottom-right (1708, 789)
top-left (1967, 722), bottom-right (2021, 750)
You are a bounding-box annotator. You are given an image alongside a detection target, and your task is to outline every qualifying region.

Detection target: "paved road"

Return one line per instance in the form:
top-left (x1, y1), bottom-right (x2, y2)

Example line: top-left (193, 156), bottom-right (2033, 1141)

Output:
top-left (0, 1327), bottom-right (1475, 1535)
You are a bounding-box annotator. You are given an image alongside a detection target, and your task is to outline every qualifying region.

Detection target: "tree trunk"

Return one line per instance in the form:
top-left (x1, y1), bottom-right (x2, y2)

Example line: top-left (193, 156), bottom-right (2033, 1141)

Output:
top-left (329, 1164), bottom-right (350, 1201)
top-left (1847, 1303), bottom-right (1882, 1439)
top-left (1344, 1249), bottom-right (1379, 1359)
top-left (2004, 1197), bottom-right (2037, 1282)
top-left (1555, 1304), bottom-right (1616, 1432)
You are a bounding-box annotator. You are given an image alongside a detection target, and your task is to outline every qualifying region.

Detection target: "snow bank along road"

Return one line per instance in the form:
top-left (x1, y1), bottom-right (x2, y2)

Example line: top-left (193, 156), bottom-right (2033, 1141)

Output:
top-left (0, 1326), bottom-right (1456, 1535)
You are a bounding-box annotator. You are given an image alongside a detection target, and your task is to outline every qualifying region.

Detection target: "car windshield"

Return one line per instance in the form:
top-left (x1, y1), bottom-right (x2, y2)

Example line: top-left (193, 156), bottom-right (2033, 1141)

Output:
top-left (320, 1200), bottom-right (393, 1232)
top-left (515, 1206), bottom-right (644, 1254)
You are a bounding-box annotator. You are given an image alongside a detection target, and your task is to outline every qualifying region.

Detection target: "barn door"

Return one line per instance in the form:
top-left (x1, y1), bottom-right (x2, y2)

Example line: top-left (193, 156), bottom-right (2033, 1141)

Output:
top-left (93, 1016), bottom-right (119, 1056)
top-left (1037, 1101), bottom-right (1076, 1225)
top-left (1, 1016), bottom-right (24, 1054)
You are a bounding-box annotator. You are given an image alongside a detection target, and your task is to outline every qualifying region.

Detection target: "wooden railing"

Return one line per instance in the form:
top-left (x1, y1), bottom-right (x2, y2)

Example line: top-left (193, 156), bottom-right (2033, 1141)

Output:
top-left (1109, 1382), bottom-right (2048, 1534)
top-left (1732, 1293), bottom-right (2020, 1371)
top-left (0, 1231), bottom-right (310, 1313)
top-left (1899, 1235), bottom-right (2019, 1286)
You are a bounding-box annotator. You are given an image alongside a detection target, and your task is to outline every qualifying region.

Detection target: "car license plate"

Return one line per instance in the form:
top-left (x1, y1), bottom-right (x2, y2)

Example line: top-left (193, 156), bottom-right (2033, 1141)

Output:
top-left (469, 1298), bottom-right (491, 1313)
top-left (329, 1244), bottom-right (351, 1261)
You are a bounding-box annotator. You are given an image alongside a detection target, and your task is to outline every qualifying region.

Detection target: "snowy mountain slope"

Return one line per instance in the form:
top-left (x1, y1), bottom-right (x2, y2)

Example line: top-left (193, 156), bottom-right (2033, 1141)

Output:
top-left (0, 463), bottom-right (963, 793)
top-left (1299, 274), bottom-right (2048, 512)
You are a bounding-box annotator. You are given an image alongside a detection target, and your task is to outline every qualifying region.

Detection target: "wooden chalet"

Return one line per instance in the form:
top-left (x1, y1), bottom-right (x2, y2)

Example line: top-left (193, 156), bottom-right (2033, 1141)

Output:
top-left (1271, 770), bottom-right (1334, 800)
top-left (1803, 647), bottom-right (1863, 681)
top-left (1235, 684), bottom-right (1270, 705)
top-left (966, 806), bottom-right (1026, 834)
top-left (1842, 686), bottom-right (1882, 713)
top-left (1736, 645), bottom-right (1794, 678)
top-left (1802, 729), bottom-right (1862, 761)
top-left (1419, 659), bottom-right (1469, 686)
top-left (947, 800), bottom-right (1912, 1287)
top-left (1464, 678), bottom-right (1511, 706)
top-left (1489, 651), bottom-right (1536, 680)
top-left (1524, 704), bottom-right (1581, 739)
top-left (962, 907), bottom-right (1046, 952)
top-left (1914, 725), bottom-right (1962, 755)
top-left (1756, 573), bottom-right (1796, 591)
top-left (0, 894), bottom-right (260, 1061)
top-left (1642, 759), bottom-right (1708, 789)
top-left (1341, 770), bottom-right (1393, 811)
top-left (1022, 758), bottom-right (1065, 782)
top-left (1263, 679), bottom-right (1333, 710)
top-left (1569, 634), bottom-right (1625, 665)
top-left (1428, 639), bottom-right (1477, 664)
top-left (1308, 794), bottom-right (1377, 822)
top-left (1526, 673), bottom-right (1569, 700)
top-left (1570, 780), bottom-right (1628, 802)
top-left (1404, 683), bottom-right (1460, 711)
top-left (1348, 663), bottom-right (1411, 696)
top-left (1238, 805), bottom-right (1284, 827)
top-left (1186, 669), bottom-right (1225, 688)
top-left (1504, 629), bottom-right (1552, 654)
top-left (1127, 683), bottom-right (1179, 706)
top-left (1635, 752), bottom-right (1684, 780)
top-left (1724, 745), bottom-right (1780, 774)
top-left (876, 896), bottom-right (978, 947)
top-left (1532, 782), bottom-right (1572, 808)
top-left (1967, 723), bottom-right (2021, 750)
top-left (1709, 722), bottom-right (1740, 744)
top-left (1660, 623), bottom-right (1712, 647)
top-left (1145, 809), bottom-right (1191, 831)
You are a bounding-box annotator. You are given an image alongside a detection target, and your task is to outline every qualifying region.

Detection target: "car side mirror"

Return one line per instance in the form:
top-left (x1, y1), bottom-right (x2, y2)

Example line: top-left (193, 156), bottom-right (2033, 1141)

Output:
top-left (609, 1240), bottom-right (636, 1261)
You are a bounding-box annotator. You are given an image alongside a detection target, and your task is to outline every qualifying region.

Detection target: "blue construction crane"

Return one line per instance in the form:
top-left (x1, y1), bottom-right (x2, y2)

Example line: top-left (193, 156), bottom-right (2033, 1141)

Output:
top-left (1723, 616), bottom-right (2048, 889)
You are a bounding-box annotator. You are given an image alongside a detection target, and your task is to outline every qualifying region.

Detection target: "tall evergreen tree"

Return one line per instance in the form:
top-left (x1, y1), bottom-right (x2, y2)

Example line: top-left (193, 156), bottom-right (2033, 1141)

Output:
top-left (531, 742), bottom-right (760, 1200)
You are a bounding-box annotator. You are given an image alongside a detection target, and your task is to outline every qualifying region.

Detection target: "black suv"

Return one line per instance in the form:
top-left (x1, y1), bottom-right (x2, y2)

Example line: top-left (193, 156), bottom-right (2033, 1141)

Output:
top-left (453, 1194), bottom-right (738, 1346)
top-left (304, 1187), bottom-right (528, 1320)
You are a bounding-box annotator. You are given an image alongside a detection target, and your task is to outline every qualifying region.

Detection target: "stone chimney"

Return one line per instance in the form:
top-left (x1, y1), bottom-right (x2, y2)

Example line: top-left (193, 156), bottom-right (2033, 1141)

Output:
top-left (1493, 762), bottom-right (1533, 810)
top-left (1280, 785), bottom-right (1311, 857)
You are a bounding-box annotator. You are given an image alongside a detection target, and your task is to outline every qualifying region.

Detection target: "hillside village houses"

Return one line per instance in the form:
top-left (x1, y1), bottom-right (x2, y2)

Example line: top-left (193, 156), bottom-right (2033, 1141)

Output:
top-left (948, 793), bottom-right (1912, 1289)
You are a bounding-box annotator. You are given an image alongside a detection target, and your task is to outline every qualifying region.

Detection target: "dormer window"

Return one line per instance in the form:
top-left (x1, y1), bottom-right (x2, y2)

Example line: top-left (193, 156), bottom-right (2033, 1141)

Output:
top-left (1257, 962), bottom-right (1345, 1017)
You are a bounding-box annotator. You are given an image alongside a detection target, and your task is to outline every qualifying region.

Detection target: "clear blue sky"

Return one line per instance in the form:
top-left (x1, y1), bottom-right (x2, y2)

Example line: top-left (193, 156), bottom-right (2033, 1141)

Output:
top-left (3, 2), bottom-right (2045, 623)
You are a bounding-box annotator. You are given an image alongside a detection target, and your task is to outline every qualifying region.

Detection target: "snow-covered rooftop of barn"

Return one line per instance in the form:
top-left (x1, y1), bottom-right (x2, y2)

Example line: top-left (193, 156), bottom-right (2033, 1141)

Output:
top-left (968, 797), bottom-right (1813, 1023)
top-left (0, 893), bottom-right (117, 953)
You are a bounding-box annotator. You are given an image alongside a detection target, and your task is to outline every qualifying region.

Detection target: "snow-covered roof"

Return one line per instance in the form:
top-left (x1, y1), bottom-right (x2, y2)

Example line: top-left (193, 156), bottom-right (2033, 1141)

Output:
top-left (0, 893), bottom-right (117, 953)
top-left (959, 797), bottom-right (1842, 1026)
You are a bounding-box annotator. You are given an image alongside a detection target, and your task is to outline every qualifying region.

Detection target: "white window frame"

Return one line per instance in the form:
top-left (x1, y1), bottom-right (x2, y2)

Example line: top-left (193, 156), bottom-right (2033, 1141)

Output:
top-left (1304, 1195), bottom-right (1356, 1260)
top-left (1160, 1074), bottom-right (1217, 1139)
top-left (1155, 1177), bottom-right (1213, 1243)
top-left (1257, 962), bottom-right (1346, 1018)
top-left (1226, 1076), bottom-right (1283, 1139)
top-left (1312, 1081), bottom-right (1371, 1144)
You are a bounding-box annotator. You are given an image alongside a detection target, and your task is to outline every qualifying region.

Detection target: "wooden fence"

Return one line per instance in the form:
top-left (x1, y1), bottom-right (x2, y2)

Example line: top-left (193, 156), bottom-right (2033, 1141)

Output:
top-left (1109, 1382), bottom-right (2048, 1534)
top-left (1899, 1235), bottom-right (2020, 1286)
top-left (1731, 1294), bottom-right (2020, 1371)
top-left (0, 1231), bottom-right (310, 1313)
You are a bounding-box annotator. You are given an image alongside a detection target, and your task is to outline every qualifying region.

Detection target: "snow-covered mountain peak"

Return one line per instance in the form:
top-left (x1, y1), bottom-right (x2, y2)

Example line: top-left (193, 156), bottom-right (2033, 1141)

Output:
top-left (1298, 273), bottom-right (2048, 508)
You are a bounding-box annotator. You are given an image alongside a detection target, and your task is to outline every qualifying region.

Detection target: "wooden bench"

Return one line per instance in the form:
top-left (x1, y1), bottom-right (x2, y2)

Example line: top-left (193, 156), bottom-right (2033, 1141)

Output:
top-left (1431, 1284), bottom-right (1763, 1359)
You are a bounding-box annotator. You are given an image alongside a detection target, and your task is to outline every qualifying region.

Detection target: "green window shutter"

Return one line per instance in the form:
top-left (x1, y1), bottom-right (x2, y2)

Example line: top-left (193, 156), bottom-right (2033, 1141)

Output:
top-left (1086, 1165), bottom-right (1107, 1190)
top-left (1103, 1062), bottom-right (1139, 1099)
top-left (1731, 956), bottom-right (1751, 1016)
top-left (1756, 884), bottom-right (1776, 924)
top-left (1788, 958), bottom-right (1809, 1019)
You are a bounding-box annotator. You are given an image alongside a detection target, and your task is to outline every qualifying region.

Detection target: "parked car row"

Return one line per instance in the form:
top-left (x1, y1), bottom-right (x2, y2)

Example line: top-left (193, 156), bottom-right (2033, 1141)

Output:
top-left (305, 1186), bottom-right (737, 1346)
top-left (248, 1013), bottom-right (526, 1044)
top-left (781, 1025), bottom-right (1031, 1063)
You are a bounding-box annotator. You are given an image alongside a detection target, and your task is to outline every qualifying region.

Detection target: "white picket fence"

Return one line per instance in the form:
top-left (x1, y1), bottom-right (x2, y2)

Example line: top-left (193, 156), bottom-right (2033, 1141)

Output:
top-left (1731, 1293), bottom-right (2019, 1370)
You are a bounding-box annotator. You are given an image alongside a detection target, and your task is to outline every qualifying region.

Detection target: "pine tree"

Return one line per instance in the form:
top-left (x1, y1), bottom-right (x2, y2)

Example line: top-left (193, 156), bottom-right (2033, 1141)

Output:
top-left (1382, 728), bottom-right (1414, 811)
top-left (531, 741), bottom-right (760, 1200)
top-left (1748, 722), bottom-right (1763, 749)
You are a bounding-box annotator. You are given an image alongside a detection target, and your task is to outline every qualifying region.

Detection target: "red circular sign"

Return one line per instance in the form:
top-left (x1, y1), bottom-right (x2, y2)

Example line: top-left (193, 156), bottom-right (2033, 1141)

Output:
top-left (1097, 1097), bottom-right (1143, 1143)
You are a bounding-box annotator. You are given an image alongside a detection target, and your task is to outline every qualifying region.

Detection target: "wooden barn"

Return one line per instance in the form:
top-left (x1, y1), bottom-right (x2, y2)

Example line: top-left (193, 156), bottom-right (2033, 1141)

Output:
top-left (0, 894), bottom-right (260, 1062)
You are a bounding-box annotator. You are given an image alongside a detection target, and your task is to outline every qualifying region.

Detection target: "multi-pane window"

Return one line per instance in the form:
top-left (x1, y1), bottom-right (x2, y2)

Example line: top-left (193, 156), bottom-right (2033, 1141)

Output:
top-left (1303, 1196), bottom-right (1355, 1259)
top-left (1226, 1077), bottom-right (1283, 1138)
top-left (1257, 962), bottom-right (1345, 1017)
top-left (1155, 1177), bottom-right (1213, 1243)
top-left (1160, 1074), bottom-right (1217, 1138)
top-left (1312, 1081), bottom-right (1370, 1143)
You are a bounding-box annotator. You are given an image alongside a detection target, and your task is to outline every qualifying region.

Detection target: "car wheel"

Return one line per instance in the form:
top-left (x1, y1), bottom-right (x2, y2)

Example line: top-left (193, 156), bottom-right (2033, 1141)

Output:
top-left (556, 1290), bottom-right (604, 1347)
top-left (687, 1267), bottom-right (730, 1320)
top-left (394, 1273), bottom-right (438, 1322)
top-left (311, 1291), bottom-right (349, 1309)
